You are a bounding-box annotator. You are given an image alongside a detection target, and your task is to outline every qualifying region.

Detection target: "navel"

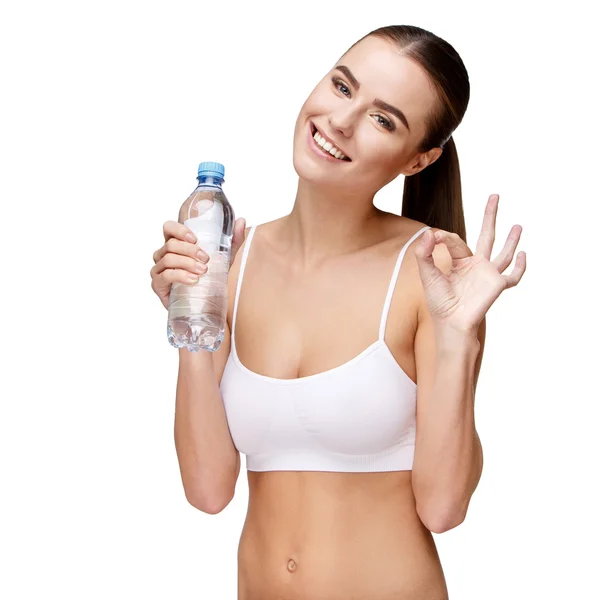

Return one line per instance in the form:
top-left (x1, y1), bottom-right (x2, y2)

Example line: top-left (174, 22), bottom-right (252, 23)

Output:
top-left (287, 558), bottom-right (297, 572)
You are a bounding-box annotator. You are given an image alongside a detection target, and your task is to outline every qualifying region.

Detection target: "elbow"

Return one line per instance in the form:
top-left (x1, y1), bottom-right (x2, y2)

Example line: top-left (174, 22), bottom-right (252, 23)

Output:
top-left (425, 513), bottom-right (465, 534)
top-left (183, 454), bottom-right (241, 515)
top-left (418, 503), bottom-right (467, 534)
top-left (184, 468), bottom-right (238, 515)
top-left (185, 487), bottom-right (234, 515)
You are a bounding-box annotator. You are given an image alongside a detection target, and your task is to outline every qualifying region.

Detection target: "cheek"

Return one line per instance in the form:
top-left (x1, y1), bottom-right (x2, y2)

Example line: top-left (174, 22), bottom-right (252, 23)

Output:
top-left (357, 127), bottom-right (396, 161)
top-left (294, 88), bottom-right (329, 138)
top-left (363, 130), bottom-right (408, 165)
top-left (302, 83), bottom-right (336, 115)
top-left (356, 130), bottom-right (407, 181)
top-left (294, 94), bottom-right (317, 131)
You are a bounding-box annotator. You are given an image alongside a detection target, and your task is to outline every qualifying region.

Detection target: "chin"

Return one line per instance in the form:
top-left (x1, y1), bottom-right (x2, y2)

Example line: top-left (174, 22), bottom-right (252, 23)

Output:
top-left (291, 137), bottom-right (349, 188)
top-left (292, 150), bottom-right (342, 187)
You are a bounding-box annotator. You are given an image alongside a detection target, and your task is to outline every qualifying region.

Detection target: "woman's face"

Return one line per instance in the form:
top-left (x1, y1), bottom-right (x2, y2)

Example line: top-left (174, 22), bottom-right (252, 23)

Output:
top-left (292, 35), bottom-right (442, 194)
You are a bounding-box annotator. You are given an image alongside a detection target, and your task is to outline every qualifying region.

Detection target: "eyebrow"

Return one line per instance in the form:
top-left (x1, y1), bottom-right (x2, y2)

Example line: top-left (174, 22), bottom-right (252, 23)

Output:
top-left (334, 65), bottom-right (411, 132)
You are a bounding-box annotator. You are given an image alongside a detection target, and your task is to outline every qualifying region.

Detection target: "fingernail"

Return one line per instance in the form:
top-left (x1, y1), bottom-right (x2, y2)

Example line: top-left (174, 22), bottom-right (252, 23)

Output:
top-left (186, 233), bottom-right (196, 243)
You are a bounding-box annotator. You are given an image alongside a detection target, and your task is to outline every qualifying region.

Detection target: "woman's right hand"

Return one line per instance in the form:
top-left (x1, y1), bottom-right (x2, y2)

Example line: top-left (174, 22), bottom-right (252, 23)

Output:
top-left (150, 217), bottom-right (247, 310)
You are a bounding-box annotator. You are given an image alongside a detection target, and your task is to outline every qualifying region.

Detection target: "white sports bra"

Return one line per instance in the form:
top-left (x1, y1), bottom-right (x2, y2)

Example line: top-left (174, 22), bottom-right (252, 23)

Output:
top-left (220, 224), bottom-right (431, 472)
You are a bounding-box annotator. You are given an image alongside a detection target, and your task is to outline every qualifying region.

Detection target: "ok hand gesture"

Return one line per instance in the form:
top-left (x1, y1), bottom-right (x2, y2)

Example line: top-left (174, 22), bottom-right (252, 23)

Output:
top-left (415, 194), bottom-right (526, 333)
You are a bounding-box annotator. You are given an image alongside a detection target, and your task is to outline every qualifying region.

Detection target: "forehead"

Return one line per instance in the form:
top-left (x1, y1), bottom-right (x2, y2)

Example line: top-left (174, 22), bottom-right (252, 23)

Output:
top-left (337, 36), bottom-right (439, 136)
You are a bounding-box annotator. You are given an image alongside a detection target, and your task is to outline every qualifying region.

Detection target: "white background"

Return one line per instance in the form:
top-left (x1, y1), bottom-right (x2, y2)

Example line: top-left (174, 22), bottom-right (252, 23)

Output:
top-left (1, 0), bottom-right (598, 598)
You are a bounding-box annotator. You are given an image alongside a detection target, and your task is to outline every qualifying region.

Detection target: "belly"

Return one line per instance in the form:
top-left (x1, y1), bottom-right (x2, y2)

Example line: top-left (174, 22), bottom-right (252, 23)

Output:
top-left (237, 471), bottom-right (448, 600)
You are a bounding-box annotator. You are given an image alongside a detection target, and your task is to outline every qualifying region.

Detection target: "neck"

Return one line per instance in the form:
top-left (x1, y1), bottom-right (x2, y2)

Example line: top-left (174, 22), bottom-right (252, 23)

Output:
top-left (280, 178), bottom-right (386, 269)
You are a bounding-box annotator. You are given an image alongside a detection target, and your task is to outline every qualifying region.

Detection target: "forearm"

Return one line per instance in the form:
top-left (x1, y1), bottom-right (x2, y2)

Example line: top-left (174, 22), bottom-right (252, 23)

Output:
top-left (174, 348), bottom-right (239, 512)
top-left (412, 329), bottom-right (483, 531)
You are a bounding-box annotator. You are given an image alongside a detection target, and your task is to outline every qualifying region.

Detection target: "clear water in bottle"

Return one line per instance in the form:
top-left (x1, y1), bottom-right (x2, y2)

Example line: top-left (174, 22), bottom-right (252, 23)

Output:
top-left (167, 161), bottom-right (235, 352)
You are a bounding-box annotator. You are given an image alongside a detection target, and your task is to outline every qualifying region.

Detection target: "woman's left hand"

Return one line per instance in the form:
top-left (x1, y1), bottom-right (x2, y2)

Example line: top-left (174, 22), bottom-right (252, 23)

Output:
top-left (415, 194), bottom-right (526, 334)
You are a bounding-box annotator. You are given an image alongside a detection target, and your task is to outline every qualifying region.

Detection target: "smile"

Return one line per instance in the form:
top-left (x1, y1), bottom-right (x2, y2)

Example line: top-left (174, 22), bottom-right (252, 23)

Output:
top-left (308, 122), bottom-right (352, 163)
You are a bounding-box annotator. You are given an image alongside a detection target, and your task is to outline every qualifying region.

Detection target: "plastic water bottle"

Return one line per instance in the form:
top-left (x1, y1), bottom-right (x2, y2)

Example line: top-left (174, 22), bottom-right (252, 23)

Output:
top-left (167, 161), bottom-right (235, 352)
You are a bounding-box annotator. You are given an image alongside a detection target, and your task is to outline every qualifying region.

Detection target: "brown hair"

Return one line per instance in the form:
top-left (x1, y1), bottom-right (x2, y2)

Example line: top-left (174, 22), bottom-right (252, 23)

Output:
top-left (346, 25), bottom-right (470, 242)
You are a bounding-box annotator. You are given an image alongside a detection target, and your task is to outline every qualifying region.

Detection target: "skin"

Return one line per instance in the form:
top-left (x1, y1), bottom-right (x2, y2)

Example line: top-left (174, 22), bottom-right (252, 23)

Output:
top-left (151, 34), bottom-right (525, 600)
top-left (231, 36), bottom-right (455, 599)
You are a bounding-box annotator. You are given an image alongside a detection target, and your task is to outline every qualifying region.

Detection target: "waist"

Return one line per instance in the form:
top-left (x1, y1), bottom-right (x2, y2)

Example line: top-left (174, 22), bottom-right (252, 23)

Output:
top-left (237, 471), bottom-right (448, 600)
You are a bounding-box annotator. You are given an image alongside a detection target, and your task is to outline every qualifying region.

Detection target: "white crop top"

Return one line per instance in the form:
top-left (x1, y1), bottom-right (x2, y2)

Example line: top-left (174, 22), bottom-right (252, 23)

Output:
top-left (220, 224), bottom-right (431, 473)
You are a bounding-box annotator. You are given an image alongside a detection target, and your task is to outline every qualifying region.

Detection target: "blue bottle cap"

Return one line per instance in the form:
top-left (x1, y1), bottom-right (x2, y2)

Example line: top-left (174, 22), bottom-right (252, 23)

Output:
top-left (197, 161), bottom-right (225, 179)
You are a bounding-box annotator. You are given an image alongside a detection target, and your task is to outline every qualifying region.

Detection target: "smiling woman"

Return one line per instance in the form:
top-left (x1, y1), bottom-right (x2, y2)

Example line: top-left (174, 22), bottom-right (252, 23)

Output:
top-left (153, 23), bottom-right (526, 600)
top-left (302, 27), bottom-right (468, 239)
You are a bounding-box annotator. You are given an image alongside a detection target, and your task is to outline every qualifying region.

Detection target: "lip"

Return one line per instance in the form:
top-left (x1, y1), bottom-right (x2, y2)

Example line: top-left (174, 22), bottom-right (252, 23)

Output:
top-left (307, 122), bottom-right (351, 163)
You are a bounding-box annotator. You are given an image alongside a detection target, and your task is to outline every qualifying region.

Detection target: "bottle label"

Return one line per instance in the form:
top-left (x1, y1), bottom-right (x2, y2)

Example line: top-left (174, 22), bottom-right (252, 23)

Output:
top-left (184, 216), bottom-right (221, 254)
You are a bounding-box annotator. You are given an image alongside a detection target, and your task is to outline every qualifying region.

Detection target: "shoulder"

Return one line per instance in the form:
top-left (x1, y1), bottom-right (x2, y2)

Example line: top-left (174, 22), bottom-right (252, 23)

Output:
top-left (382, 219), bottom-right (454, 331)
top-left (241, 218), bottom-right (283, 245)
top-left (228, 219), bottom-right (276, 280)
top-left (394, 217), bottom-right (453, 276)
top-left (384, 216), bottom-right (452, 276)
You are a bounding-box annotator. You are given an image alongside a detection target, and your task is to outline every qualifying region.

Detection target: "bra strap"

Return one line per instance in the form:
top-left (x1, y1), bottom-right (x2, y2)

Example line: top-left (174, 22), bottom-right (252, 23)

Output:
top-left (232, 224), bottom-right (258, 341)
top-left (378, 225), bottom-right (431, 341)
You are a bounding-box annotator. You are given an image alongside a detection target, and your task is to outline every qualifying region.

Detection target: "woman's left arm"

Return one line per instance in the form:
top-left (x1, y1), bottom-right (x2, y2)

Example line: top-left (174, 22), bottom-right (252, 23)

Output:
top-left (411, 302), bottom-right (485, 534)
top-left (410, 194), bottom-right (526, 534)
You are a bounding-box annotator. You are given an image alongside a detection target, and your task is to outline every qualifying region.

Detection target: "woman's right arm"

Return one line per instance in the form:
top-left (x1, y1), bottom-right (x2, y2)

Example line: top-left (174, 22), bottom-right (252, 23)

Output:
top-left (151, 218), bottom-right (246, 514)
top-left (175, 320), bottom-right (240, 514)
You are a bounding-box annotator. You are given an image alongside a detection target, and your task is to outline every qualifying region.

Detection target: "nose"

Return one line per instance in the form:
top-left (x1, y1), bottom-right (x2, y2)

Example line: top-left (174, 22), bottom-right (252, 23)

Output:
top-left (328, 106), bottom-right (355, 138)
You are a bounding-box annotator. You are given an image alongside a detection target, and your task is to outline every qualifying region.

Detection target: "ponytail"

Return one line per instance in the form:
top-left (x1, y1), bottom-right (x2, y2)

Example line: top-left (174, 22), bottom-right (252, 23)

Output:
top-left (401, 136), bottom-right (467, 243)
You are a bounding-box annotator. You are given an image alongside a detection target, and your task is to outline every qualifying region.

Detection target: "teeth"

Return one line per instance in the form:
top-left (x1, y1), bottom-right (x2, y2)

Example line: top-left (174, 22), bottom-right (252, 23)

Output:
top-left (313, 130), bottom-right (347, 160)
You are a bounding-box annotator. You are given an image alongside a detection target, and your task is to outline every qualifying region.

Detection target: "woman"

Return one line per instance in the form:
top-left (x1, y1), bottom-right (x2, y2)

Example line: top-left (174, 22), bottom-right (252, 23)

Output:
top-left (150, 25), bottom-right (526, 600)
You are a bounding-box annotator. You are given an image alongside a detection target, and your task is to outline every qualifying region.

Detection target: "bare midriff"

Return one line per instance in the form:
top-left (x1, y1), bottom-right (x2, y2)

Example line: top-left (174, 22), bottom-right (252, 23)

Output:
top-left (237, 470), bottom-right (448, 600)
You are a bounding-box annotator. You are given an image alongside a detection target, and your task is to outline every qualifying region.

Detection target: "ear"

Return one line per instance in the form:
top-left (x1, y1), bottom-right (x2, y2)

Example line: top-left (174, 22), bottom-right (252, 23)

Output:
top-left (402, 146), bottom-right (443, 177)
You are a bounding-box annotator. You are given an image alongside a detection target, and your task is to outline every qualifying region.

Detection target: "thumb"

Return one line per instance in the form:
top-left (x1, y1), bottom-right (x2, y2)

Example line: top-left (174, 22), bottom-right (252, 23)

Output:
top-left (230, 217), bottom-right (247, 263)
top-left (414, 229), bottom-right (443, 283)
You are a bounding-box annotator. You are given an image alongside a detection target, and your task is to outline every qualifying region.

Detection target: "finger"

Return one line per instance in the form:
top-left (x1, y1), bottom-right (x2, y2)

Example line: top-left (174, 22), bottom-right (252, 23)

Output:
top-left (414, 229), bottom-right (446, 282)
top-left (433, 230), bottom-right (473, 260)
top-left (231, 218), bottom-right (247, 261)
top-left (163, 220), bottom-right (197, 244)
top-left (503, 251), bottom-right (526, 289)
top-left (492, 225), bottom-right (523, 273)
top-left (238, 218), bottom-right (247, 242)
top-left (234, 218), bottom-right (246, 246)
top-left (156, 267), bottom-right (202, 287)
top-left (475, 194), bottom-right (499, 259)
top-left (151, 252), bottom-right (208, 278)
top-left (153, 238), bottom-right (209, 265)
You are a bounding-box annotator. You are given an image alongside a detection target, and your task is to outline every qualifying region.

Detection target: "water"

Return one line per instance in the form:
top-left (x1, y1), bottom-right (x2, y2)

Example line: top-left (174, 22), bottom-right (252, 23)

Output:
top-left (167, 163), bottom-right (235, 352)
top-left (167, 248), bottom-right (230, 352)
